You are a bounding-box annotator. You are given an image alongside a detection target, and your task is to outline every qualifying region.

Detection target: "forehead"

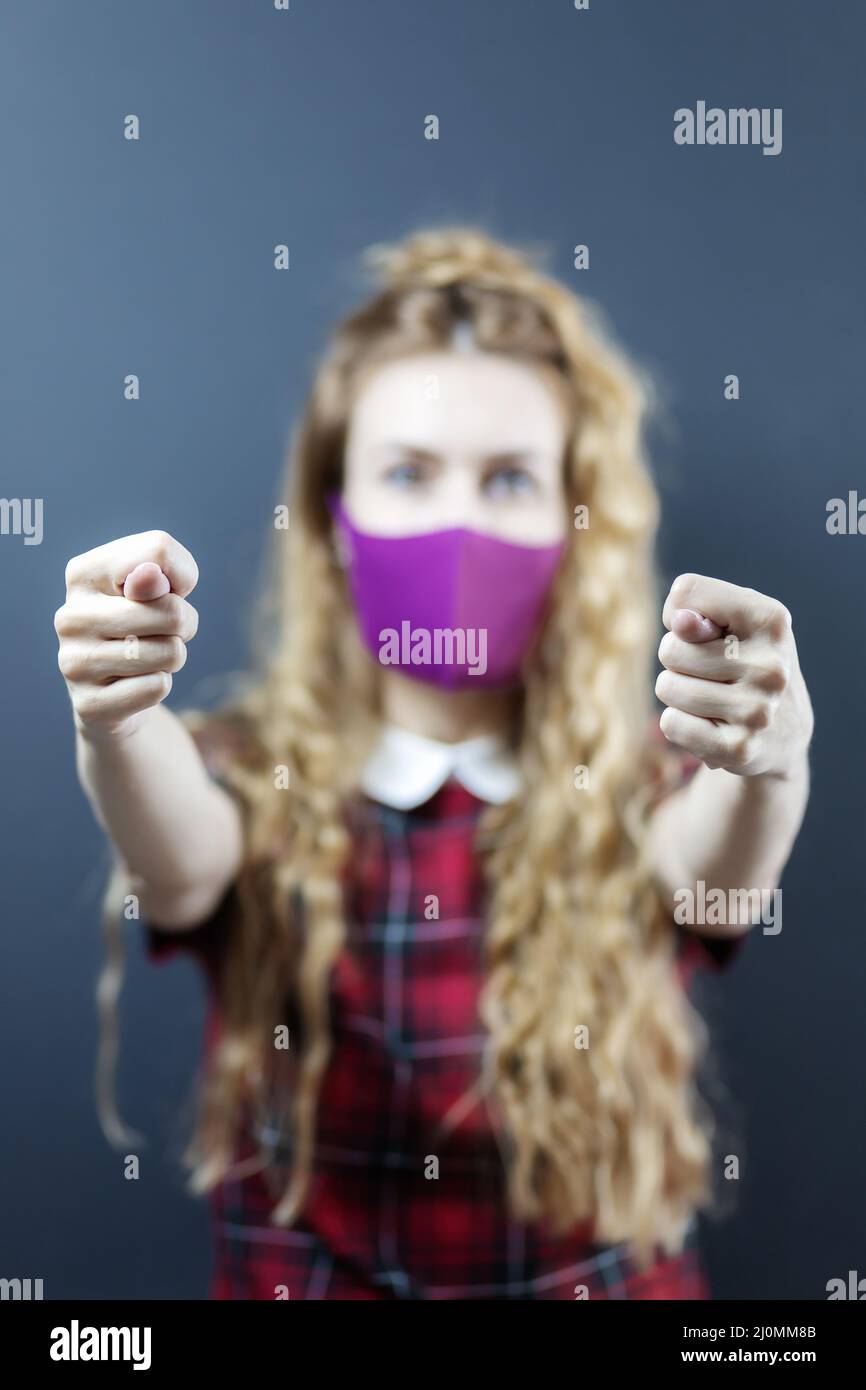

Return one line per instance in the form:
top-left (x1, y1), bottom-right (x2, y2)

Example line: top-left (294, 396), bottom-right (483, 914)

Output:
top-left (346, 350), bottom-right (571, 455)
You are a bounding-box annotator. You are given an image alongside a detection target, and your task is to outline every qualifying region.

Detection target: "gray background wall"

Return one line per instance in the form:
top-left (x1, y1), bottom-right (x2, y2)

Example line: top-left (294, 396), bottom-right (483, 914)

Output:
top-left (1, 0), bottom-right (862, 1298)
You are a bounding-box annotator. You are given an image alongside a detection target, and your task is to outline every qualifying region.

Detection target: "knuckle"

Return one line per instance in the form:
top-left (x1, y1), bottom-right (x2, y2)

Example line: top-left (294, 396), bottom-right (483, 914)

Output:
top-left (657, 631), bottom-right (675, 665)
top-left (670, 573), bottom-right (698, 603)
top-left (74, 688), bottom-right (101, 721)
top-left (764, 599), bottom-right (792, 638)
top-left (658, 706), bottom-right (678, 737)
top-left (757, 657), bottom-right (788, 695)
top-left (166, 636), bottom-right (187, 672)
top-left (144, 530), bottom-right (174, 567)
top-left (64, 555), bottom-right (83, 589)
top-left (161, 594), bottom-right (183, 632)
top-left (732, 734), bottom-right (755, 767)
top-left (53, 605), bottom-right (69, 636)
top-left (57, 645), bottom-right (80, 680)
top-left (745, 699), bottom-right (771, 731)
top-left (654, 669), bottom-right (671, 701)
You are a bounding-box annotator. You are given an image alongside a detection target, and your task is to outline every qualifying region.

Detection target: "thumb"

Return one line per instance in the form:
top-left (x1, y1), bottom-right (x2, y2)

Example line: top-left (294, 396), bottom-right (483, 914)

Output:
top-left (122, 561), bottom-right (171, 602)
top-left (671, 607), bottom-right (725, 643)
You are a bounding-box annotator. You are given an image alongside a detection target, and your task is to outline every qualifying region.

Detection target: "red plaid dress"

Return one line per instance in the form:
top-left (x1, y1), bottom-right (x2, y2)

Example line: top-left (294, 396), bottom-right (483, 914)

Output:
top-left (146, 729), bottom-right (742, 1300)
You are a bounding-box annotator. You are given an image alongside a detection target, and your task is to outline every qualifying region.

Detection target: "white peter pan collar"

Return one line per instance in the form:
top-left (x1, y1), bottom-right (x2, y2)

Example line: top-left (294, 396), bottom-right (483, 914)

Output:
top-left (360, 722), bottom-right (522, 810)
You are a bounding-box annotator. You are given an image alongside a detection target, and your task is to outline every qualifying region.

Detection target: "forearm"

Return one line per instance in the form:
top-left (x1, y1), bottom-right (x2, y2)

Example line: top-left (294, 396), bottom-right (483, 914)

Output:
top-left (76, 704), bottom-right (243, 919)
top-left (648, 754), bottom-right (810, 932)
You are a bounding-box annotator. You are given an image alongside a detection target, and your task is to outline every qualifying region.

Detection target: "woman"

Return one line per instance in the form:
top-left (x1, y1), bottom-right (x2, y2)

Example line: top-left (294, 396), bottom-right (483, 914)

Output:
top-left (55, 226), bottom-right (813, 1298)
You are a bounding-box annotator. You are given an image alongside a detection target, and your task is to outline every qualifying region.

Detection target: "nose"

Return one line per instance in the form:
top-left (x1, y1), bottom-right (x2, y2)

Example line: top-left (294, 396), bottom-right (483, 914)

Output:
top-left (421, 466), bottom-right (487, 532)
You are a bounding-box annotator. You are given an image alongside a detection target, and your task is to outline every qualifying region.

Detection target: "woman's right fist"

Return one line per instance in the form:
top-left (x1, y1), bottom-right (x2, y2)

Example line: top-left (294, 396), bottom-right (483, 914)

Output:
top-left (55, 531), bottom-right (199, 741)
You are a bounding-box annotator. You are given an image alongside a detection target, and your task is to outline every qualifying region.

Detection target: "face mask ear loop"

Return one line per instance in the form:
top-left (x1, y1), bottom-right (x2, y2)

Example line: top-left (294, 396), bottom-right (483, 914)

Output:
top-left (332, 530), bottom-right (350, 570)
top-left (324, 490), bottom-right (350, 570)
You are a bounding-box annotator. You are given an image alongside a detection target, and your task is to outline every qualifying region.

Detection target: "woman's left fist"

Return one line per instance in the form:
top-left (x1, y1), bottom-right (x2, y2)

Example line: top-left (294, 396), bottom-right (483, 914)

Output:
top-left (655, 574), bottom-right (814, 778)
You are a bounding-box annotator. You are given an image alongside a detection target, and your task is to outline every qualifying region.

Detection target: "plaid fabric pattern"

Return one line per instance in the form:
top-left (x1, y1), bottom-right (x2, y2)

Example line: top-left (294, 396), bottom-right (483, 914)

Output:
top-left (145, 742), bottom-right (741, 1300)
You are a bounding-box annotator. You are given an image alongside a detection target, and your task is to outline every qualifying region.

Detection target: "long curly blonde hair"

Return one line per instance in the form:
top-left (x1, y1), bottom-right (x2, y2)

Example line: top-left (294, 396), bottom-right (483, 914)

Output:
top-left (99, 225), bottom-right (715, 1265)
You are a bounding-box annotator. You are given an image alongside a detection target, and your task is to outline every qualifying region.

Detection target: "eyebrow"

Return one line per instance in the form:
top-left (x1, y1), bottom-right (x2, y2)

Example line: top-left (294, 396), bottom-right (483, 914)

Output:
top-left (379, 442), bottom-right (439, 461)
top-left (379, 442), bottom-right (543, 464)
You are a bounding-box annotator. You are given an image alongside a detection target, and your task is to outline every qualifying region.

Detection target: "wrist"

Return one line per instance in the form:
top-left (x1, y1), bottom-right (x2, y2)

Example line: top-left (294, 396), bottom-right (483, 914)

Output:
top-left (749, 747), bottom-right (811, 791)
top-left (74, 711), bottom-right (149, 749)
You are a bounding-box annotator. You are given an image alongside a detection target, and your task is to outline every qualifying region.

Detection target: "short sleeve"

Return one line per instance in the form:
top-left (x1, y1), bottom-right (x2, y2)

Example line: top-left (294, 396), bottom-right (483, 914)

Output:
top-left (644, 715), bottom-right (747, 977)
top-left (645, 712), bottom-right (702, 807)
top-left (143, 880), bottom-right (235, 977)
top-left (675, 923), bottom-right (745, 978)
top-left (141, 711), bottom-right (255, 979)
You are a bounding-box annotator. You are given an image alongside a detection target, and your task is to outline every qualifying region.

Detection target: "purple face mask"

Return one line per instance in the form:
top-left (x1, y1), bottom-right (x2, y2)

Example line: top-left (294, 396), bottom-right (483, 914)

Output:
top-left (327, 493), bottom-right (566, 691)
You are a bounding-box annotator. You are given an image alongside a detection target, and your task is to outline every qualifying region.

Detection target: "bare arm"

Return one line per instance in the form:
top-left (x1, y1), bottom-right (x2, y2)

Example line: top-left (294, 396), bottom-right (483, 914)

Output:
top-left (56, 530), bottom-right (243, 930)
top-left (76, 704), bottom-right (243, 928)
top-left (648, 573), bottom-right (814, 938)
top-left (648, 756), bottom-right (810, 937)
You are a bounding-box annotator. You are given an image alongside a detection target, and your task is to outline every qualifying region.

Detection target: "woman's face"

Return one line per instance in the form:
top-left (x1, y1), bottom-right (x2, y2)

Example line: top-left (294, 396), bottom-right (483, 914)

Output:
top-left (341, 350), bottom-right (571, 545)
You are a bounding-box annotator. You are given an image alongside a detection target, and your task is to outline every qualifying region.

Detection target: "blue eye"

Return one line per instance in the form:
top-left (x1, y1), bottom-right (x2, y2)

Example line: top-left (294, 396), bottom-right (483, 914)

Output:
top-left (485, 466), bottom-right (535, 497)
top-left (384, 461), bottom-right (426, 487)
